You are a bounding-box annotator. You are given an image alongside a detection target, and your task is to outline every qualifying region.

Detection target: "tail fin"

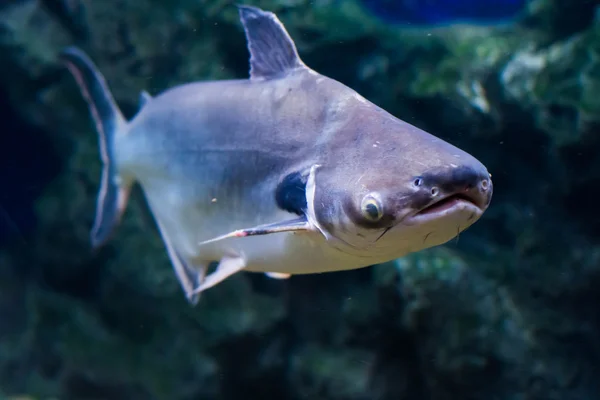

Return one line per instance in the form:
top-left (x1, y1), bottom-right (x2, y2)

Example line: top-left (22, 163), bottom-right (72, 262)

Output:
top-left (60, 46), bottom-right (131, 248)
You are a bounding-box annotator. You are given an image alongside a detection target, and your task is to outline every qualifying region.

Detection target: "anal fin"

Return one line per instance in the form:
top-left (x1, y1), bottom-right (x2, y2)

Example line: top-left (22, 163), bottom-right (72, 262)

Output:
top-left (155, 219), bottom-right (206, 305)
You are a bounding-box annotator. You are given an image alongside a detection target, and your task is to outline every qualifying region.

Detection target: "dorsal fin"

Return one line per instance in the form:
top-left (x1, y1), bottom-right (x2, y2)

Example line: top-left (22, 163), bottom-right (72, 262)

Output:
top-left (237, 5), bottom-right (306, 80)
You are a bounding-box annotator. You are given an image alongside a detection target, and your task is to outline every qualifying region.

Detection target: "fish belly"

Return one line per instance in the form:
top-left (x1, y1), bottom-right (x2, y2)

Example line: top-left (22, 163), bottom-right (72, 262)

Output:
top-left (136, 172), bottom-right (367, 275)
top-left (118, 150), bottom-right (387, 276)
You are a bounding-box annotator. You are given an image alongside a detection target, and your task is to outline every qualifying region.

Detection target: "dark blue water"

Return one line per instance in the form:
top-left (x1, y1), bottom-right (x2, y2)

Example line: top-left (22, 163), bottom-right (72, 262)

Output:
top-left (360, 0), bottom-right (527, 25)
top-left (0, 89), bottom-right (60, 245)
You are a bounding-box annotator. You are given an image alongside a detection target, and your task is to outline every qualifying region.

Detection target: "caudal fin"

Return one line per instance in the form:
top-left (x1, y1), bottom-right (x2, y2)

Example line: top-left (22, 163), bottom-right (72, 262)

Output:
top-left (60, 47), bottom-right (130, 248)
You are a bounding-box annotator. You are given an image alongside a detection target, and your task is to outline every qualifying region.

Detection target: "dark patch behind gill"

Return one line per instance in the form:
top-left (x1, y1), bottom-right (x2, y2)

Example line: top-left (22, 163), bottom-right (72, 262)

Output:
top-left (275, 171), bottom-right (307, 216)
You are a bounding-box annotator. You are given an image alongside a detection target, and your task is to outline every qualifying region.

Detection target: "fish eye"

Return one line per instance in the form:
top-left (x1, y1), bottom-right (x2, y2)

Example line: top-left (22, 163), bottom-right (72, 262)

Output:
top-left (360, 194), bottom-right (383, 222)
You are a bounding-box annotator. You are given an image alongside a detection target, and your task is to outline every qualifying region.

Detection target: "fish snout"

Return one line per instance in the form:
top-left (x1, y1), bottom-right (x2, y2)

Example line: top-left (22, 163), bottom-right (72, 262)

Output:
top-left (410, 165), bottom-right (492, 217)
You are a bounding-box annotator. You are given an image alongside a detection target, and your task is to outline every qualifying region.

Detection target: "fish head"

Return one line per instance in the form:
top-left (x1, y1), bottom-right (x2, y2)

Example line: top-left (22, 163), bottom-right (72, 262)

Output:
top-left (310, 104), bottom-right (493, 260)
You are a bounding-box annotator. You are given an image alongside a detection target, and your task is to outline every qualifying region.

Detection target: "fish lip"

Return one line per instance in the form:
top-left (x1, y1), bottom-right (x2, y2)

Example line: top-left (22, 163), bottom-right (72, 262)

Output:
top-left (404, 193), bottom-right (484, 224)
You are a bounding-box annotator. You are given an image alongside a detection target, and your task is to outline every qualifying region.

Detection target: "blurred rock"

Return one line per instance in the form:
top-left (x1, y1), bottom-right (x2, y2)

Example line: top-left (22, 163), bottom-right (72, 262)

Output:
top-left (1, 0), bottom-right (600, 399)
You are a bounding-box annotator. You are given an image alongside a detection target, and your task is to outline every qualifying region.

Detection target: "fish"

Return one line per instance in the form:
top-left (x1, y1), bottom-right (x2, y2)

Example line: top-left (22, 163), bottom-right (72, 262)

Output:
top-left (60, 5), bottom-right (493, 305)
top-left (359, 0), bottom-right (527, 26)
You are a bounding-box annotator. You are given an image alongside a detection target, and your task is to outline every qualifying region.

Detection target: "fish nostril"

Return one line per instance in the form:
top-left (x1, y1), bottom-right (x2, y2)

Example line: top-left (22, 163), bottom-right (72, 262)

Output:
top-left (431, 187), bottom-right (439, 196)
top-left (413, 178), bottom-right (423, 187)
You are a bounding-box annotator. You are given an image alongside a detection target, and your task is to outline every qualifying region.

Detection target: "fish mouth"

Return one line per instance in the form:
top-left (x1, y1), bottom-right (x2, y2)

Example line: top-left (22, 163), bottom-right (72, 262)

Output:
top-left (406, 193), bottom-right (483, 224)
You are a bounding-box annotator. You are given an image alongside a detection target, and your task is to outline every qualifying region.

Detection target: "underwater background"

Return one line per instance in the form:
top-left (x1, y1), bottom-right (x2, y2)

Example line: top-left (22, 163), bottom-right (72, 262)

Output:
top-left (1, 0), bottom-right (600, 398)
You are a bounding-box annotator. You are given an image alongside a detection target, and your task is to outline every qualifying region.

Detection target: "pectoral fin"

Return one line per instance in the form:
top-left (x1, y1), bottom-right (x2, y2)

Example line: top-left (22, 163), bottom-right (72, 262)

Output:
top-left (198, 216), bottom-right (312, 247)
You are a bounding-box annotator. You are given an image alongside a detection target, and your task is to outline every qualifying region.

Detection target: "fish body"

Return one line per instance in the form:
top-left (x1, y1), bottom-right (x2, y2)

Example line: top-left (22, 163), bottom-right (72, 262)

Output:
top-left (125, 76), bottom-right (364, 274)
top-left (61, 6), bottom-right (493, 304)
